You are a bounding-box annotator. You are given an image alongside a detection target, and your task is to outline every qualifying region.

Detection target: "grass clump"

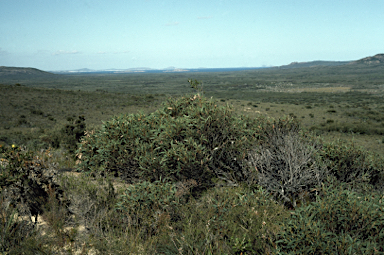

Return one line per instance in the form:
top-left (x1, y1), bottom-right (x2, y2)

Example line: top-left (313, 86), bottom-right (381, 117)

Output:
top-left (115, 179), bottom-right (185, 238)
top-left (0, 192), bottom-right (48, 254)
top-left (156, 185), bottom-right (289, 254)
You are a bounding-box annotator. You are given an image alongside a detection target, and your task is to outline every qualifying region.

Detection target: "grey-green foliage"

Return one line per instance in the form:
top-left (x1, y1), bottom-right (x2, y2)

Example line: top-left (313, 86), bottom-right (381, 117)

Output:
top-left (77, 91), bottom-right (259, 189)
top-left (275, 178), bottom-right (384, 254)
top-left (247, 118), bottom-right (326, 208)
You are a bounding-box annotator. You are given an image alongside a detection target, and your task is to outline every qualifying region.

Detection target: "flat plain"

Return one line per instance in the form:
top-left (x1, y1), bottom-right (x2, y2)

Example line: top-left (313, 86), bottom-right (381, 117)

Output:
top-left (1, 61), bottom-right (384, 154)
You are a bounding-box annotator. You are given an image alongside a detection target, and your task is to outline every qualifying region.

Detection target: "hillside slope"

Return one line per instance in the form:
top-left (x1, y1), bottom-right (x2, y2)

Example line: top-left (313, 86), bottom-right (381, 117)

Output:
top-left (0, 66), bottom-right (55, 80)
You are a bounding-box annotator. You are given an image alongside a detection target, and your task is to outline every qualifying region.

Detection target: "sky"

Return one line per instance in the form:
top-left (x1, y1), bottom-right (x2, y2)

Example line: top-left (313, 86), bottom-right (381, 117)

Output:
top-left (0, 0), bottom-right (383, 71)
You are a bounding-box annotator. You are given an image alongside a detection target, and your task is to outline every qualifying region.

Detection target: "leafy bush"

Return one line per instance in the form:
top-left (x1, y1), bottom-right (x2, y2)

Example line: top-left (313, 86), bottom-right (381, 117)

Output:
top-left (0, 144), bottom-right (70, 241)
top-left (59, 115), bottom-right (86, 153)
top-left (319, 139), bottom-right (384, 192)
top-left (0, 145), bottom-right (62, 254)
top-left (77, 90), bottom-right (259, 189)
top-left (0, 144), bottom-right (34, 190)
top-left (275, 179), bottom-right (384, 254)
top-left (247, 117), bottom-right (326, 208)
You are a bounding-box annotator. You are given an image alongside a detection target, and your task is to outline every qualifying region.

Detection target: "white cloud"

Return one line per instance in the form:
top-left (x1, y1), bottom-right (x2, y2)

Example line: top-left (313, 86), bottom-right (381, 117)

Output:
top-left (53, 50), bottom-right (80, 56)
top-left (165, 21), bottom-right (179, 26)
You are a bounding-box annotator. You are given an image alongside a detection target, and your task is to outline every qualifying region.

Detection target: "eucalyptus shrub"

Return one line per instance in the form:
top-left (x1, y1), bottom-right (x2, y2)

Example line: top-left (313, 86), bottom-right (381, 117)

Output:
top-left (77, 87), bottom-right (259, 188)
top-left (275, 179), bottom-right (384, 254)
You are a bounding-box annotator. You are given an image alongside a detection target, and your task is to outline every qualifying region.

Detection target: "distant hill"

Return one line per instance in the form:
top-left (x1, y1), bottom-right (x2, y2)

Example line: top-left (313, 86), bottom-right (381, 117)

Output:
top-left (2, 54), bottom-right (384, 78)
top-left (0, 66), bottom-right (55, 79)
top-left (278, 60), bottom-right (351, 69)
top-left (349, 54), bottom-right (384, 65)
top-left (276, 54), bottom-right (384, 69)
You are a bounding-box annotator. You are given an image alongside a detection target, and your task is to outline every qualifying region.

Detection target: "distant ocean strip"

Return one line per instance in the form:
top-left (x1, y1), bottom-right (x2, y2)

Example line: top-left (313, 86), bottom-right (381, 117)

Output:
top-left (57, 67), bottom-right (267, 74)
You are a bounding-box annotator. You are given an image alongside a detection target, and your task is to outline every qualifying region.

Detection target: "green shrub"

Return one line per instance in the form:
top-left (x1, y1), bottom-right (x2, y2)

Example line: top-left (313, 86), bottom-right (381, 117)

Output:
top-left (0, 145), bottom-right (59, 254)
top-left (77, 91), bottom-right (260, 189)
top-left (60, 115), bottom-right (86, 154)
top-left (0, 144), bottom-right (34, 190)
top-left (275, 179), bottom-right (384, 254)
top-left (318, 139), bottom-right (384, 191)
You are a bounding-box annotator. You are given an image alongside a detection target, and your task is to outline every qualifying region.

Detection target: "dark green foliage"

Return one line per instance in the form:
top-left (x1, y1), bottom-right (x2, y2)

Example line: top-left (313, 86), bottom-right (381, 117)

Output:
top-left (61, 115), bottom-right (86, 153)
top-left (275, 179), bottom-right (384, 254)
top-left (0, 144), bottom-right (70, 216)
top-left (77, 93), bottom-right (259, 189)
top-left (30, 109), bottom-right (44, 115)
top-left (0, 144), bottom-right (34, 190)
top-left (319, 139), bottom-right (384, 192)
top-left (0, 145), bottom-right (63, 254)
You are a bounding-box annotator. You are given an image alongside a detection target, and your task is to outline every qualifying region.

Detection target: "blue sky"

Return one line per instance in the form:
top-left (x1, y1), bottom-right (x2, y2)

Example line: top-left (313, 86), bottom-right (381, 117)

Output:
top-left (1, 0), bottom-right (383, 71)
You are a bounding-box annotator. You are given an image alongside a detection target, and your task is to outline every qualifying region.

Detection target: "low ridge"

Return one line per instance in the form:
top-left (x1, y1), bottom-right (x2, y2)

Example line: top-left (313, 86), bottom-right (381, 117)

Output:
top-left (0, 66), bottom-right (55, 78)
top-left (349, 53), bottom-right (384, 65)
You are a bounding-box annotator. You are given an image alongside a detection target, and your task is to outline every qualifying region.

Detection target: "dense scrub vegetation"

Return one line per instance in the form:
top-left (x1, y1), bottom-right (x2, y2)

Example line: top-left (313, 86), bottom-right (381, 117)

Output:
top-left (77, 80), bottom-right (261, 191)
top-left (1, 78), bottom-right (384, 254)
